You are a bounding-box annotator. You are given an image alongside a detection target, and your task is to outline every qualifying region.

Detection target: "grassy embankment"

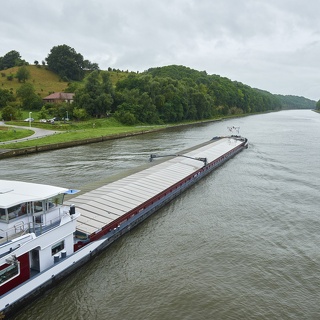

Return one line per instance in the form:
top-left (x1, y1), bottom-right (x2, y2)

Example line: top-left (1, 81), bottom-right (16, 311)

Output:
top-left (0, 117), bottom-right (169, 149)
top-left (0, 126), bottom-right (34, 142)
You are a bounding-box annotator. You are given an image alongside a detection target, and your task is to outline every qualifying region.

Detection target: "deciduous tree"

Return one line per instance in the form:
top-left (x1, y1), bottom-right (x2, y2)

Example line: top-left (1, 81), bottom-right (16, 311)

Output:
top-left (16, 65), bottom-right (30, 82)
top-left (16, 83), bottom-right (42, 110)
top-left (74, 70), bottom-right (114, 117)
top-left (0, 50), bottom-right (21, 69)
top-left (45, 45), bottom-right (86, 81)
top-left (1, 105), bottom-right (19, 121)
top-left (0, 88), bottom-right (15, 107)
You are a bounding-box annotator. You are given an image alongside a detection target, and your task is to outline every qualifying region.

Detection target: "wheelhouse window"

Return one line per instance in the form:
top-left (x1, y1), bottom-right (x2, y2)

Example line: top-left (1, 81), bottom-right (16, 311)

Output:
top-left (47, 201), bottom-right (55, 210)
top-left (0, 208), bottom-right (6, 222)
top-left (7, 205), bottom-right (21, 220)
top-left (52, 241), bottom-right (65, 255)
top-left (18, 202), bottom-right (27, 217)
top-left (0, 261), bottom-right (20, 286)
top-left (3, 202), bottom-right (29, 221)
top-left (34, 201), bottom-right (43, 213)
top-left (48, 194), bottom-right (64, 209)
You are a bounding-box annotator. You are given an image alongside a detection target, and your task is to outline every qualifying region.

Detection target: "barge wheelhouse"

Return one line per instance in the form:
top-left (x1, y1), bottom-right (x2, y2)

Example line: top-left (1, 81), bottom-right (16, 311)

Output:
top-left (0, 181), bottom-right (79, 296)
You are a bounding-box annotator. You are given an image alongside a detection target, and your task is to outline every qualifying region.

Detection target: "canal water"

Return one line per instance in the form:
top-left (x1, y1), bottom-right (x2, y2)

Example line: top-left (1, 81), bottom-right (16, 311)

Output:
top-left (2, 110), bottom-right (320, 320)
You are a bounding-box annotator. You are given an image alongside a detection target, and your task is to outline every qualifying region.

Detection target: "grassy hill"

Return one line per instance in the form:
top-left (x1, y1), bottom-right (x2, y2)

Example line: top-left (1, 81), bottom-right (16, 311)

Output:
top-left (107, 70), bottom-right (132, 85)
top-left (0, 65), bottom-right (132, 98)
top-left (0, 65), bottom-right (69, 98)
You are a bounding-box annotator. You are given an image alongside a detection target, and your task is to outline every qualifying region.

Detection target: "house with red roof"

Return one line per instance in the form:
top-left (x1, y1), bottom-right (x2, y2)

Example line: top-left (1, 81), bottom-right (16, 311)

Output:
top-left (43, 92), bottom-right (75, 104)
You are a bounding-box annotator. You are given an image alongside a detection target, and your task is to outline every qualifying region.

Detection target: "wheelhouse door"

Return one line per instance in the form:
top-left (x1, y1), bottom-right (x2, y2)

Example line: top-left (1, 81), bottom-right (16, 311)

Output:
top-left (30, 248), bottom-right (40, 272)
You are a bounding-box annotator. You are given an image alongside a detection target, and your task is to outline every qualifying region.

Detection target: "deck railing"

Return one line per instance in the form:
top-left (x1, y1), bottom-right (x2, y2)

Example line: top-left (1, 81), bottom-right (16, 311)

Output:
top-left (0, 215), bottom-right (62, 244)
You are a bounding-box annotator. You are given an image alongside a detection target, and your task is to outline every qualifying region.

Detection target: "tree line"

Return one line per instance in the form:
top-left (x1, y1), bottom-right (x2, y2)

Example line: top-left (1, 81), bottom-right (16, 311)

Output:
top-left (69, 65), bottom-right (289, 124)
top-left (0, 50), bottom-right (28, 70)
top-left (276, 94), bottom-right (317, 110)
top-left (0, 46), bottom-right (318, 122)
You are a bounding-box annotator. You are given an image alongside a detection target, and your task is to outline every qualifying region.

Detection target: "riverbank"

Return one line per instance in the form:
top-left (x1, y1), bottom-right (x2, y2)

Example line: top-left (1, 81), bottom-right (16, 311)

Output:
top-left (1, 109), bottom-right (282, 160)
top-left (0, 128), bottom-right (162, 159)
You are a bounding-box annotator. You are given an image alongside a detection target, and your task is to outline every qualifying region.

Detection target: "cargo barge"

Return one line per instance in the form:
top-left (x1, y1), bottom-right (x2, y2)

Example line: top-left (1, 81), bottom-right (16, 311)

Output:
top-left (0, 134), bottom-right (247, 318)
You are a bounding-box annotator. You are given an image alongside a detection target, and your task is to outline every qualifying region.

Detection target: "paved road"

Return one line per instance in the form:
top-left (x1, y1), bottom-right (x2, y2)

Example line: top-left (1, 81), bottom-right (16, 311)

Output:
top-left (0, 121), bottom-right (59, 145)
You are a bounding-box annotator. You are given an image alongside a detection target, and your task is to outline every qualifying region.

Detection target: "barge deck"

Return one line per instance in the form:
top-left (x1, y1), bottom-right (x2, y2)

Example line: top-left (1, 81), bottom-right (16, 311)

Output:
top-left (66, 137), bottom-right (245, 238)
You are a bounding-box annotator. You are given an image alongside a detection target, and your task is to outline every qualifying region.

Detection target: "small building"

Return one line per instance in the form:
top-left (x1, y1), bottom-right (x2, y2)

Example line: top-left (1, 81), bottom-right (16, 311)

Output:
top-left (43, 92), bottom-right (75, 104)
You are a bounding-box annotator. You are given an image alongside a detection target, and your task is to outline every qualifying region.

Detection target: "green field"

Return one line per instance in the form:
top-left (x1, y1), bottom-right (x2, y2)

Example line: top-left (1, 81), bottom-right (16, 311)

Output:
top-left (1, 65), bottom-right (69, 98)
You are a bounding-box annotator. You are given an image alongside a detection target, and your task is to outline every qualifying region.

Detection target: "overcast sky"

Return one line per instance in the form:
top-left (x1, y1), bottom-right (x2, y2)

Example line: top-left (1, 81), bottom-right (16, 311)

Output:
top-left (1, 0), bottom-right (320, 100)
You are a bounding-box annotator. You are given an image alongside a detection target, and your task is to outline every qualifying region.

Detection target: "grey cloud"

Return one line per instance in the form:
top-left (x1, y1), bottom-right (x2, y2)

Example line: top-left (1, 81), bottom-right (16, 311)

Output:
top-left (0, 0), bottom-right (319, 100)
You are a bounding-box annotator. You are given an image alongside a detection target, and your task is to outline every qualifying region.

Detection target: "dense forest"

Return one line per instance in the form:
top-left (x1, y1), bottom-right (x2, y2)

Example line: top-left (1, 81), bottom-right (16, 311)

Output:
top-left (0, 46), bottom-right (318, 123)
top-left (72, 65), bottom-right (316, 124)
top-left (275, 94), bottom-right (316, 110)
